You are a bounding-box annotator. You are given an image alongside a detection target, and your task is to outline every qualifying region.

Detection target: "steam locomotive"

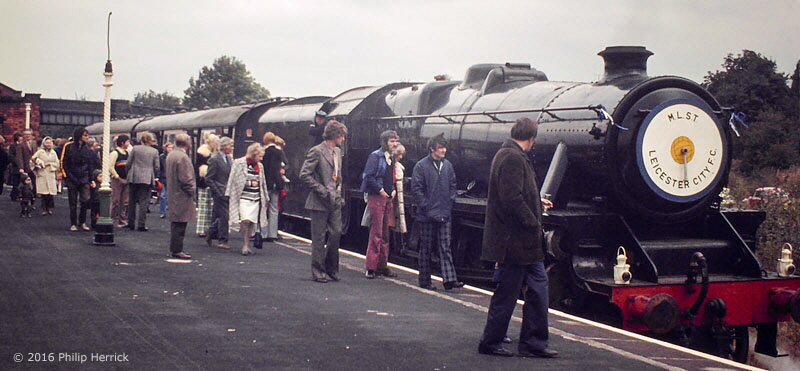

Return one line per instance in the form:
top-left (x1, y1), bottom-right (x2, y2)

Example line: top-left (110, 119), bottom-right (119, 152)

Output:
top-left (88, 46), bottom-right (799, 362)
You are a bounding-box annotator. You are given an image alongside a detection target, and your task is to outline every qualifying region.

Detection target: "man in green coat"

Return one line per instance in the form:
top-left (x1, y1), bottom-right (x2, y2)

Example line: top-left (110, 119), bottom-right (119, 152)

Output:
top-left (478, 117), bottom-right (558, 358)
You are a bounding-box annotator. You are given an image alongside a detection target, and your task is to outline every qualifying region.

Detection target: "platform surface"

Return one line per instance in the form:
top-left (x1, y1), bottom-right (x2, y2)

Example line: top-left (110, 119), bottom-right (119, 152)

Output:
top-left (0, 190), bottom-right (761, 370)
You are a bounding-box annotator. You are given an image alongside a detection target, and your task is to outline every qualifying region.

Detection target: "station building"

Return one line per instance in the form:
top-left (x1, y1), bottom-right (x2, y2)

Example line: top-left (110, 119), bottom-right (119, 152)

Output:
top-left (1, 82), bottom-right (169, 141)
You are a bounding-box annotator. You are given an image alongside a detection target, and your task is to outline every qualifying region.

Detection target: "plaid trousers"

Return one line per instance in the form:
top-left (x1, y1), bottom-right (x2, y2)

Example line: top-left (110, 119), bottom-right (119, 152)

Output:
top-left (418, 220), bottom-right (458, 286)
top-left (195, 187), bottom-right (213, 234)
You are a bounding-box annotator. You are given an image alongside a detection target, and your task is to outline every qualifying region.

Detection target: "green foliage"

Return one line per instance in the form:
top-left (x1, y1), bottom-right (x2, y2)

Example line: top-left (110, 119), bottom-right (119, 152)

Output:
top-left (704, 50), bottom-right (800, 175)
top-left (183, 56), bottom-right (270, 109)
top-left (735, 109), bottom-right (800, 174)
top-left (792, 61), bottom-right (800, 98)
top-left (133, 90), bottom-right (182, 110)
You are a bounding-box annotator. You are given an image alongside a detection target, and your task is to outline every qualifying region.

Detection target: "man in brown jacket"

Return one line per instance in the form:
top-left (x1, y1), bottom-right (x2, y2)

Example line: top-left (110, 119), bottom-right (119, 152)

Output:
top-left (478, 117), bottom-right (557, 358)
top-left (299, 120), bottom-right (347, 283)
top-left (166, 134), bottom-right (195, 259)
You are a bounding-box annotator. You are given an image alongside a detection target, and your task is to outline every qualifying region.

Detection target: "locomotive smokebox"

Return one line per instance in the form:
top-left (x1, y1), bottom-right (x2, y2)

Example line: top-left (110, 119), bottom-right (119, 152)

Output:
top-left (597, 46), bottom-right (653, 83)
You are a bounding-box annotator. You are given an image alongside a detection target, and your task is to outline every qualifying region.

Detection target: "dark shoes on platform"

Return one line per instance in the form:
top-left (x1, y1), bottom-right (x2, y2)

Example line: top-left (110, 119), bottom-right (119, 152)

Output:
top-left (419, 284), bottom-right (437, 291)
top-left (327, 273), bottom-right (340, 282)
top-left (365, 269), bottom-right (396, 279)
top-left (478, 346), bottom-right (514, 357)
top-left (444, 281), bottom-right (465, 290)
top-left (377, 269), bottom-right (398, 278)
top-left (171, 252), bottom-right (191, 260)
top-left (137, 226), bottom-right (149, 232)
top-left (517, 348), bottom-right (559, 358)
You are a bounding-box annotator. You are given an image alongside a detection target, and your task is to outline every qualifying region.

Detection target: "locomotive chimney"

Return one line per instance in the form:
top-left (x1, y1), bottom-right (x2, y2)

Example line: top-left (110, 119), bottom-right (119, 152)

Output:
top-left (597, 46), bottom-right (653, 84)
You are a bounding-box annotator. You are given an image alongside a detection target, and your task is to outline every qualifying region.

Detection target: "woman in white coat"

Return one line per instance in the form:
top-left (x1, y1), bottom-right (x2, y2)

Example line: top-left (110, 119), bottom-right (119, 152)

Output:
top-left (225, 143), bottom-right (269, 256)
top-left (30, 136), bottom-right (60, 215)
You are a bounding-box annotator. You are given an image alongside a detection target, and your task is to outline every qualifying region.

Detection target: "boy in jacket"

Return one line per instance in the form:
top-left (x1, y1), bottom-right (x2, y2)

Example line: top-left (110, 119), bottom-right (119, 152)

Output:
top-left (411, 133), bottom-right (464, 290)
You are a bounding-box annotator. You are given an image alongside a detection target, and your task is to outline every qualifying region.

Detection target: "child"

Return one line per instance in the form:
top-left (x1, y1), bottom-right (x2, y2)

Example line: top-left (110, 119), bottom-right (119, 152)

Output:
top-left (17, 173), bottom-right (36, 218)
top-left (89, 169), bottom-right (102, 229)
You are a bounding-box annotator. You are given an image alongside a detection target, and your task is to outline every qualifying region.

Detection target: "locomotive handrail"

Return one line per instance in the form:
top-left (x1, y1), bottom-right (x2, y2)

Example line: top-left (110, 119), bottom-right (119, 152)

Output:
top-left (376, 105), bottom-right (631, 131)
top-left (375, 105), bottom-right (606, 122)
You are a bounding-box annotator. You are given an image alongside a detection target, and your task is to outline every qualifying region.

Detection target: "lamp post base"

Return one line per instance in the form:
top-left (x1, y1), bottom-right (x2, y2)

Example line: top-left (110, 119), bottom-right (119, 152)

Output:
top-left (93, 220), bottom-right (115, 246)
top-left (93, 187), bottom-right (115, 246)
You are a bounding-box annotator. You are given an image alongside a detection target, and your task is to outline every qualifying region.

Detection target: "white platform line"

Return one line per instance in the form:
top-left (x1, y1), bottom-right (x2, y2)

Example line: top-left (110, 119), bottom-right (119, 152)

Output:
top-left (276, 230), bottom-right (763, 371)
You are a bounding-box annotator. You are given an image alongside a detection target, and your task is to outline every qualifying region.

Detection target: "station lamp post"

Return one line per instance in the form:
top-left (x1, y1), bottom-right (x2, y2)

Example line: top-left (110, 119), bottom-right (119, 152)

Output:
top-left (94, 12), bottom-right (115, 245)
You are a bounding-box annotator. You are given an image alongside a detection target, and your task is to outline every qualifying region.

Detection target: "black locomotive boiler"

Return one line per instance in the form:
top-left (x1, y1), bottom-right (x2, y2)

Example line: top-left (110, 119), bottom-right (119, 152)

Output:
top-left (88, 46), bottom-right (799, 362)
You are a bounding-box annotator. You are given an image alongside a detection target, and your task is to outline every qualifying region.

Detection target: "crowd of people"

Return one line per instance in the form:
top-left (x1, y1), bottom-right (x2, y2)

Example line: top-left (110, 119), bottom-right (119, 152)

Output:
top-left (0, 127), bottom-right (292, 259)
top-left (0, 116), bottom-right (558, 358)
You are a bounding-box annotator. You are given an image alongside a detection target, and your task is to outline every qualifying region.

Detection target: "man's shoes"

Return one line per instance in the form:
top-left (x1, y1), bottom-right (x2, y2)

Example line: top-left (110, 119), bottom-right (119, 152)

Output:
top-left (327, 273), bottom-right (340, 282)
top-left (502, 336), bottom-right (512, 343)
top-left (159, 214), bottom-right (166, 219)
top-left (444, 281), bottom-right (465, 290)
top-left (205, 233), bottom-right (213, 247)
top-left (171, 252), bottom-right (191, 260)
top-left (419, 284), bottom-right (437, 291)
top-left (137, 226), bottom-right (149, 232)
top-left (378, 269), bottom-right (398, 278)
top-left (69, 225), bottom-right (79, 232)
top-left (365, 270), bottom-right (375, 279)
top-left (478, 346), bottom-right (514, 357)
top-left (217, 243), bottom-right (230, 250)
top-left (313, 277), bottom-right (328, 283)
top-left (517, 348), bottom-right (559, 358)
top-left (80, 223), bottom-right (91, 231)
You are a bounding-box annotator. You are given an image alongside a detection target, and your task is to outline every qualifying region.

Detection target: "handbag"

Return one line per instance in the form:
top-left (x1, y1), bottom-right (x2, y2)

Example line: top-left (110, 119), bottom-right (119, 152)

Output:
top-left (253, 230), bottom-right (264, 250)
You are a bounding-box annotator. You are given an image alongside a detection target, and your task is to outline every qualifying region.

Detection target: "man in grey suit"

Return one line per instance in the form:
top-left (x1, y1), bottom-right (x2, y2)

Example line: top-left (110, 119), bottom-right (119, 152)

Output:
top-left (300, 120), bottom-right (348, 283)
top-left (205, 137), bottom-right (233, 249)
top-left (126, 132), bottom-right (160, 231)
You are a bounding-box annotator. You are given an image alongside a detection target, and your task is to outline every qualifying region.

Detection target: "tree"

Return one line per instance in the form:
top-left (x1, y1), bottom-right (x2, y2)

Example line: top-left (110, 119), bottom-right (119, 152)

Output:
top-left (703, 50), bottom-right (794, 117)
top-left (183, 56), bottom-right (270, 109)
top-left (133, 90), bottom-right (182, 110)
top-left (703, 51), bottom-right (800, 175)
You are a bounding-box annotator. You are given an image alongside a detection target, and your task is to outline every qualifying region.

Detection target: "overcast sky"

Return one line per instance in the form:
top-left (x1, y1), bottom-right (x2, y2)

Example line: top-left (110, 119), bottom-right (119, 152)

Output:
top-left (2, 0), bottom-right (798, 102)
